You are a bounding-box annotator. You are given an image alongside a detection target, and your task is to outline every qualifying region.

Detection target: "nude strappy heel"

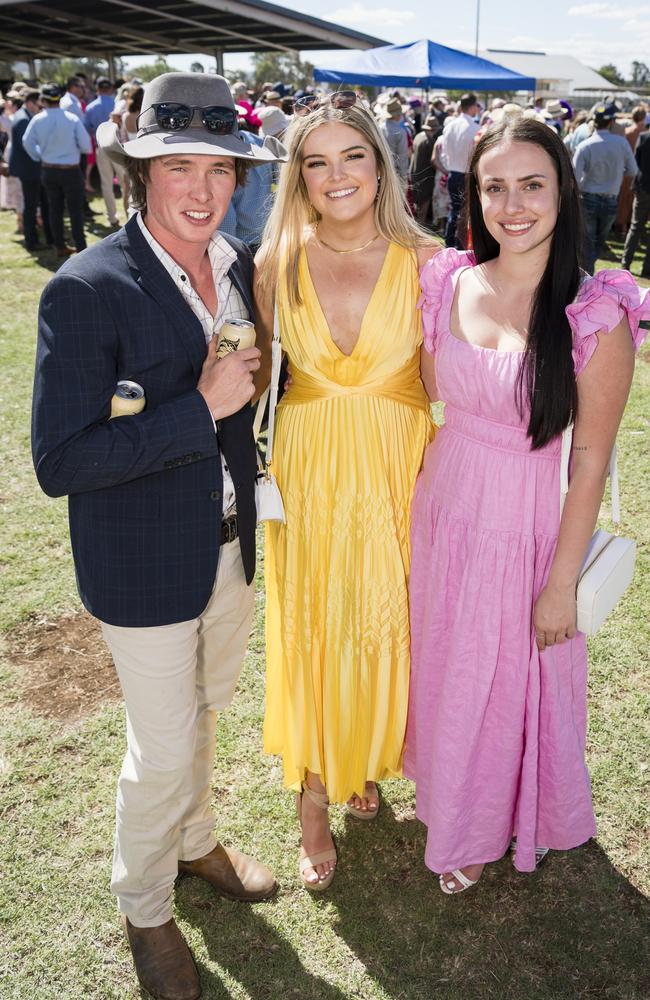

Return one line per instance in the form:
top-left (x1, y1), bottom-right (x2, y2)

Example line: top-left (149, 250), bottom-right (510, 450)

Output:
top-left (296, 784), bottom-right (337, 891)
top-left (346, 781), bottom-right (380, 821)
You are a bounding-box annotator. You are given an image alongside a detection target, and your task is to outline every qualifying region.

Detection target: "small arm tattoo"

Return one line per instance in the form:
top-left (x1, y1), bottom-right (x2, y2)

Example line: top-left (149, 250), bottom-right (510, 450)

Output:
top-left (572, 445), bottom-right (589, 451)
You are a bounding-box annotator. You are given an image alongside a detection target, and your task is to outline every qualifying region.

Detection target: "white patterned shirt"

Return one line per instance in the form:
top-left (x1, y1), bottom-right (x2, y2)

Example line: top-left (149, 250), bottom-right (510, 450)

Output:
top-left (137, 212), bottom-right (250, 516)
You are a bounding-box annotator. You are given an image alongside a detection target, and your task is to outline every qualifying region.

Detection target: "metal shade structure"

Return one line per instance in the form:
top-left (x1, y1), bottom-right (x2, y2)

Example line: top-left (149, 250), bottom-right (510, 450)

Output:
top-left (0, 0), bottom-right (388, 61)
top-left (314, 39), bottom-right (537, 91)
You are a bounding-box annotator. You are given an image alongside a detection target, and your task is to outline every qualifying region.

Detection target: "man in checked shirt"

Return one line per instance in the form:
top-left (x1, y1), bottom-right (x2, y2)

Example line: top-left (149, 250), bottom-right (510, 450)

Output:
top-left (32, 73), bottom-right (286, 1000)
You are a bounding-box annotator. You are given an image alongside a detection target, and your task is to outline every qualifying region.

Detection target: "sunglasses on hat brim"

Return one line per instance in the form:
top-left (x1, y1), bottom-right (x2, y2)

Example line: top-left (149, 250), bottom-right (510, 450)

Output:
top-left (294, 90), bottom-right (358, 117)
top-left (138, 103), bottom-right (237, 136)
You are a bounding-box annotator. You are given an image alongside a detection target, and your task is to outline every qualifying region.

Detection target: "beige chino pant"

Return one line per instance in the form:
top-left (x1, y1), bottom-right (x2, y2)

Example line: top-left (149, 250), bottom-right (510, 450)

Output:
top-left (101, 540), bottom-right (255, 927)
top-left (95, 145), bottom-right (124, 225)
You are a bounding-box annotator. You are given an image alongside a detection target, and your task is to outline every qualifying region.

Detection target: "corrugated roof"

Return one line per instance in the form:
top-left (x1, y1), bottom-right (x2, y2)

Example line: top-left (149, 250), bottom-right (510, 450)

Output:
top-left (483, 50), bottom-right (617, 92)
top-left (0, 0), bottom-right (388, 60)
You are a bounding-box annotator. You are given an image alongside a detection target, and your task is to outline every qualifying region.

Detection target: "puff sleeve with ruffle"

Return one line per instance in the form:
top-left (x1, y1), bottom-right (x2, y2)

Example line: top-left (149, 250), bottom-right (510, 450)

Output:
top-left (566, 269), bottom-right (650, 376)
top-left (418, 247), bottom-right (475, 354)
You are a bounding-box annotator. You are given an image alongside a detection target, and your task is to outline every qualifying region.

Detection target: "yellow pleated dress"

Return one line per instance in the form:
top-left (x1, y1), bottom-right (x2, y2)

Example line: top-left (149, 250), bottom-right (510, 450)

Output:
top-left (264, 242), bottom-right (436, 803)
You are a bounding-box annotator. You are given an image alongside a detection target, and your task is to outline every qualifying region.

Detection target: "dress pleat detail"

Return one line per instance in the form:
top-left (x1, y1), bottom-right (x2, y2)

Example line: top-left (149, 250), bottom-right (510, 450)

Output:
top-left (264, 243), bottom-right (436, 803)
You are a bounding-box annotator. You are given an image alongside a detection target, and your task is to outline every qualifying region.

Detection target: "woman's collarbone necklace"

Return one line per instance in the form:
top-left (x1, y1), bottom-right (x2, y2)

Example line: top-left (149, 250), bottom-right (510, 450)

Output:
top-left (316, 225), bottom-right (381, 254)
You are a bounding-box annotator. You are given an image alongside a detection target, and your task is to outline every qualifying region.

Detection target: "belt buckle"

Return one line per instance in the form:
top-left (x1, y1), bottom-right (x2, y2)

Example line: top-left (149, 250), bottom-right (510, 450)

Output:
top-left (223, 515), bottom-right (237, 544)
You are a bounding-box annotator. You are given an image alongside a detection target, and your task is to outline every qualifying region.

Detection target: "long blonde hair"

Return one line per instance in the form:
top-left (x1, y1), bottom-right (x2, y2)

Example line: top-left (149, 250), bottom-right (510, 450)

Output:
top-left (257, 103), bottom-right (435, 307)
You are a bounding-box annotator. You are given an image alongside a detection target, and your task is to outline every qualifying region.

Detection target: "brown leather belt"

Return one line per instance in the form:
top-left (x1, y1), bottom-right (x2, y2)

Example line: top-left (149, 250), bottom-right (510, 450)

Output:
top-left (42, 162), bottom-right (80, 169)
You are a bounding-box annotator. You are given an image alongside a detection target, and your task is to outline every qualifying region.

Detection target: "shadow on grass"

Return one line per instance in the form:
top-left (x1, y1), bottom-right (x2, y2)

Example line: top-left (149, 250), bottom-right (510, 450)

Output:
top-left (7, 215), bottom-right (123, 277)
top-left (176, 885), bottom-right (349, 1000)
top-left (324, 800), bottom-right (650, 1000)
top-left (9, 235), bottom-right (61, 274)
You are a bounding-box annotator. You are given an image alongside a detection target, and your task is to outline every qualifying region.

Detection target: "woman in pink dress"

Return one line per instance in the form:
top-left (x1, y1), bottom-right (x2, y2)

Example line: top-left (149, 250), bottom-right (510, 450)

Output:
top-left (406, 117), bottom-right (649, 894)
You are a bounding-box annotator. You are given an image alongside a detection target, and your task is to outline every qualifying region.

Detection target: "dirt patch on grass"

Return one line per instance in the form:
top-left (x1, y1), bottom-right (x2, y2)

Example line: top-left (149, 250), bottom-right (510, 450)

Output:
top-left (6, 610), bottom-right (121, 722)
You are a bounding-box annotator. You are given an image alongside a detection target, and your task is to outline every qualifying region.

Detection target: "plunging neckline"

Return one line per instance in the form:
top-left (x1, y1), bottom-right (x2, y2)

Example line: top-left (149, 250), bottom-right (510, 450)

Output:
top-left (302, 242), bottom-right (395, 358)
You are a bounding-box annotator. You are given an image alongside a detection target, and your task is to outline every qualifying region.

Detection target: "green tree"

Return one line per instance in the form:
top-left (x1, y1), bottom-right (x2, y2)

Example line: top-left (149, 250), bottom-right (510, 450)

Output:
top-left (126, 56), bottom-right (179, 83)
top-left (597, 63), bottom-right (625, 86)
top-left (630, 61), bottom-right (650, 87)
top-left (225, 68), bottom-right (254, 88)
top-left (250, 51), bottom-right (314, 90)
top-left (35, 56), bottom-right (125, 85)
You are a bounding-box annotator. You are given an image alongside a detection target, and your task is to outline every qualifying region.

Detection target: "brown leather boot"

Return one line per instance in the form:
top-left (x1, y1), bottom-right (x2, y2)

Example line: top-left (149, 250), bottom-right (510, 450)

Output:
top-left (122, 916), bottom-right (201, 1000)
top-left (178, 844), bottom-right (278, 902)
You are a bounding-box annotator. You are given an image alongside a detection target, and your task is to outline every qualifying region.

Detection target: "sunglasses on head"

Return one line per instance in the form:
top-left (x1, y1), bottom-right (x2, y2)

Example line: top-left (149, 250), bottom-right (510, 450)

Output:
top-left (139, 103), bottom-right (237, 136)
top-left (294, 90), bottom-right (358, 117)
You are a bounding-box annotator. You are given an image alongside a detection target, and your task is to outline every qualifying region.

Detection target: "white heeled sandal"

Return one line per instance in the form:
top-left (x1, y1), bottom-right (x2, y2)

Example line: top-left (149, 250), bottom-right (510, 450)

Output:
top-left (509, 838), bottom-right (549, 867)
top-left (439, 868), bottom-right (479, 894)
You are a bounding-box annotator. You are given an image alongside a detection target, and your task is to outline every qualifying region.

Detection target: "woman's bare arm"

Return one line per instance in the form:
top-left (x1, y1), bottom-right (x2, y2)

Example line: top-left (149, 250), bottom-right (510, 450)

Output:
top-left (533, 318), bottom-right (635, 649)
top-left (420, 348), bottom-right (439, 402)
top-left (252, 246), bottom-right (274, 402)
top-left (416, 245), bottom-right (441, 402)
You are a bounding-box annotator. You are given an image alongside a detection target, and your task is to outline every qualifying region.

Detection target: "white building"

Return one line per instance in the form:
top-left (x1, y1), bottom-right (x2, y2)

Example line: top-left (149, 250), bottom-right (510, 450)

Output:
top-left (481, 49), bottom-right (618, 103)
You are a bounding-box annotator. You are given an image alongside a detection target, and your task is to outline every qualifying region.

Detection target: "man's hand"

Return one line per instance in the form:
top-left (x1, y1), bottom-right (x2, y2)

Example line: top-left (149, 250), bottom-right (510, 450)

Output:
top-left (197, 346), bottom-right (261, 421)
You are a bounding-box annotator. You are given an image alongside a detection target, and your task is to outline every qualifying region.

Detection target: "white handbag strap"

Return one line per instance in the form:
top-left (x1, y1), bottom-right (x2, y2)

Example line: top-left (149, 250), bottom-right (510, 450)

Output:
top-left (253, 301), bottom-right (281, 466)
top-left (560, 424), bottom-right (620, 523)
top-left (253, 387), bottom-right (268, 441)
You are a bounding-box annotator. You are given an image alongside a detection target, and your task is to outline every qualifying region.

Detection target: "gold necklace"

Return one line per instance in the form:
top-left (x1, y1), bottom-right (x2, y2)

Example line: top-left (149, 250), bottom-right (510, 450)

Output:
top-left (316, 225), bottom-right (380, 254)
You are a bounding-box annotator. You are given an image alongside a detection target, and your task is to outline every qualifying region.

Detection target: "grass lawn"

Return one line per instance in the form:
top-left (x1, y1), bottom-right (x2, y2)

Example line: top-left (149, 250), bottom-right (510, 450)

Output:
top-left (1, 199), bottom-right (649, 1000)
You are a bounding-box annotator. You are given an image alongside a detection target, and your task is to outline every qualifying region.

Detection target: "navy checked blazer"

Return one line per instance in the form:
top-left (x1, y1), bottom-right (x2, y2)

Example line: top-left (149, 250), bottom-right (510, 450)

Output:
top-left (9, 108), bottom-right (41, 182)
top-left (32, 214), bottom-right (258, 627)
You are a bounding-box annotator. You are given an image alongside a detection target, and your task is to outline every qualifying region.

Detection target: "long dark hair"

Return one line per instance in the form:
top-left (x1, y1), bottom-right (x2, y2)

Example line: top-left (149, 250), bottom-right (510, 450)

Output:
top-left (127, 86), bottom-right (144, 114)
top-left (464, 118), bottom-right (583, 449)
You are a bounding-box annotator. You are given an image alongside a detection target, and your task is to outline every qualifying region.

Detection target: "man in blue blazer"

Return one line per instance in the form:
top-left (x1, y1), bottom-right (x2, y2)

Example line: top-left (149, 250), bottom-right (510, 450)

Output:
top-left (8, 88), bottom-right (53, 251)
top-left (32, 73), bottom-right (286, 1000)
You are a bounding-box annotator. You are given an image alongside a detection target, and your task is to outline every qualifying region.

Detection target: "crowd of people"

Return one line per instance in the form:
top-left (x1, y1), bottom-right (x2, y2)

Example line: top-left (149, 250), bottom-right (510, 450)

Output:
top-left (2, 73), bottom-right (649, 275)
top-left (370, 89), bottom-right (649, 277)
top-left (18, 66), bottom-right (650, 1000)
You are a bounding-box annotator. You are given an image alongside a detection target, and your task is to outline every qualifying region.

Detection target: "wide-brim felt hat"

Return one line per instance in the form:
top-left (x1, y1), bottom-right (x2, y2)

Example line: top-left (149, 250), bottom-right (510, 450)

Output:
top-left (378, 97), bottom-right (403, 118)
top-left (97, 72), bottom-right (287, 168)
top-left (544, 99), bottom-right (568, 118)
top-left (257, 106), bottom-right (289, 137)
top-left (421, 115), bottom-right (439, 131)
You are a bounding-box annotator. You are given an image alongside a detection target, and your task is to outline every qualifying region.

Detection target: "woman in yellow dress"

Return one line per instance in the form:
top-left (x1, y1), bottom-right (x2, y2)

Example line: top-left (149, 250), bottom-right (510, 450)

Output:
top-left (255, 93), bottom-right (437, 890)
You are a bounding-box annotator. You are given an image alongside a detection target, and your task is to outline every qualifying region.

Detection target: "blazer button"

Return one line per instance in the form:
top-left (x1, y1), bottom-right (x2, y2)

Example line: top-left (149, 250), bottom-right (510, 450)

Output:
top-left (210, 490), bottom-right (221, 501)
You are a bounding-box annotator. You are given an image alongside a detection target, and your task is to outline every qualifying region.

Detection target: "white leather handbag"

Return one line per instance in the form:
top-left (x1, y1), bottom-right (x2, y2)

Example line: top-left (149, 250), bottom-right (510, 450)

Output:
top-left (253, 304), bottom-right (286, 524)
top-left (560, 427), bottom-right (636, 635)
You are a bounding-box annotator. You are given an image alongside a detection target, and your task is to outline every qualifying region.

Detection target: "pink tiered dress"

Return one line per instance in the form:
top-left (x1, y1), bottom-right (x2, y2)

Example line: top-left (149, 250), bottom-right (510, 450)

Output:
top-left (405, 249), bottom-right (649, 874)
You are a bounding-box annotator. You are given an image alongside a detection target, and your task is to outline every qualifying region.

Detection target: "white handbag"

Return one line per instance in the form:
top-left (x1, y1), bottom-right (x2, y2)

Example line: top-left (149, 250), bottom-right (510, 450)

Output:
top-left (560, 427), bottom-right (636, 635)
top-left (253, 304), bottom-right (286, 524)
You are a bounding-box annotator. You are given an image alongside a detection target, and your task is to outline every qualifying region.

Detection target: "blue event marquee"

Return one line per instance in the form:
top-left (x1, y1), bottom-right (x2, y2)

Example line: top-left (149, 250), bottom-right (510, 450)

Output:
top-left (313, 39), bottom-right (536, 91)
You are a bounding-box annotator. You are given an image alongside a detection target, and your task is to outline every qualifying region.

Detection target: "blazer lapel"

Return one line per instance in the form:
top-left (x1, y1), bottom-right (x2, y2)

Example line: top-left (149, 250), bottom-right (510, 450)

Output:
top-left (226, 250), bottom-right (255, 319)
top-left (119, 216), bottom-right (207, 378)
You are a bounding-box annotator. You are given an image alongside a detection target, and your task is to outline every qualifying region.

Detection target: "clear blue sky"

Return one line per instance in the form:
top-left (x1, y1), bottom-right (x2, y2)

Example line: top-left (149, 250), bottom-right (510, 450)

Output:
top-left (123, 1), bottom-right (647, 80)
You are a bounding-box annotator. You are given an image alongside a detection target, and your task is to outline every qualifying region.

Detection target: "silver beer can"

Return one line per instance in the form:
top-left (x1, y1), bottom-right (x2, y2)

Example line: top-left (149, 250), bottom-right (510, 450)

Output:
top-left (110, 380), bottom-right (145, 417)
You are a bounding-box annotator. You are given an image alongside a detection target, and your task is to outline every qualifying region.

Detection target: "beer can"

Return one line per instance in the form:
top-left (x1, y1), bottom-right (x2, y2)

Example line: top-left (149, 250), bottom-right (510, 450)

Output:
top-left (215, 319), bottom-right (256, 358)
top-left (110, 380), bottom-right (145, 418)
